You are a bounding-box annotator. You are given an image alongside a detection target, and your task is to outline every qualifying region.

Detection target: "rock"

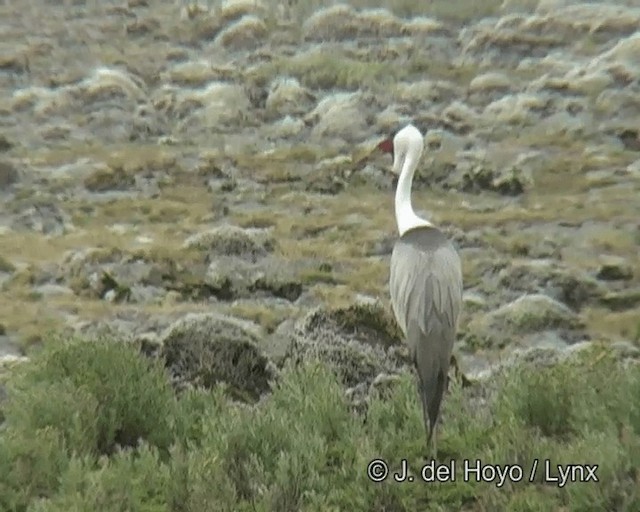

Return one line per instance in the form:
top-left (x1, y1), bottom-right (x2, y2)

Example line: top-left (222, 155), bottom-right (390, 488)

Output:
top-left (451, 156), bottom-right (532, 196)
top-left (183, 225), bottom-right (276, 261)
top-left (204, 257), bottom-right (250, 299)
top-left (60, 247), bottom-right (175, 303)
top-left (214, 15), bottom-right (267, 50)
top-left (161, 312), bottom-right (275, 401)
top-left (11, 201), bottom-right (74, 236)
top-left (487, 294), bottom-right (582, 331)
top-left (202, 255), bottom-right (302, 302)
top-left (72, 310), bottom-right (177, 342)
top-left (596, 255), bottom-right (633, 281)
top-left (484, 345), bottom-right (576, 382)
top-left (465, 294), bottom-right (584, 349)
top-left (32, 284), bottom-right (74, 298)
top-left (249, 259), bottom-right (303, 301)
top-left (498, 259), bottom-right (607, 310)
top-left (474, 338), bottom-right (639, 387)
top-left (283, 302), bottom-right (407, 388)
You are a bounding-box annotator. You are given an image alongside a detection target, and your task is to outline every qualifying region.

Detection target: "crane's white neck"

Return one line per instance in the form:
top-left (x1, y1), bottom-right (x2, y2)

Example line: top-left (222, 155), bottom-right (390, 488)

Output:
top-left (395, 151), bottom-right (432, 237)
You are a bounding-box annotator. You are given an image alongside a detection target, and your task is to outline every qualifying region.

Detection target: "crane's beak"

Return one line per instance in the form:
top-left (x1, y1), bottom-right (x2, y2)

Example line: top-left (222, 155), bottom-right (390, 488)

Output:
top-left (377, 138), bottom-right (393, 154)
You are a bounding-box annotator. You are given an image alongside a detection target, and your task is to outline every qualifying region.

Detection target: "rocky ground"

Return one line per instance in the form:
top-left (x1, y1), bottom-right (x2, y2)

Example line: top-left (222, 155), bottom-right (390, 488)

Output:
top-left (1, 0), bottom-right (639, 396)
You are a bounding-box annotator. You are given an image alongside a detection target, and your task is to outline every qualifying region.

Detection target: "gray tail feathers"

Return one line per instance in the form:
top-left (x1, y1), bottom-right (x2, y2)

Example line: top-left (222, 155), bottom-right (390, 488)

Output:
top-left (408, 322), bottom-right (452, 446)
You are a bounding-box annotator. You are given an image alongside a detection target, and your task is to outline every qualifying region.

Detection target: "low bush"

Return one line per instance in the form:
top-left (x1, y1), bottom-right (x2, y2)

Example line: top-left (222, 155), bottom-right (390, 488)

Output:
top-left (0, 338), bottom-right (638, 511)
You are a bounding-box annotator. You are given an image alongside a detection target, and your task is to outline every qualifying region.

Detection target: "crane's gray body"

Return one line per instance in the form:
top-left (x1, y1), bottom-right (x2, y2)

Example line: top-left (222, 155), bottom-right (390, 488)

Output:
top-left (389, 225), bottom-right (463, 450)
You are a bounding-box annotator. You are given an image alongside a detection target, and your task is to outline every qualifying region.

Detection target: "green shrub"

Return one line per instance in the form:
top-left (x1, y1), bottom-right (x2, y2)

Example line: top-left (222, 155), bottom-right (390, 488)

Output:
top-left (170, 361), bottom-right (373, 511)
top-left (4, 337), bottom-right (177, 457)
top-left (3, 380), bottom-right (100, 456)
top-left (0, 337), bottom-right (638, 511)
top-left (28, 443), bottom-right (170, 512)
top-left (0, 427), bottom-right (70, 512)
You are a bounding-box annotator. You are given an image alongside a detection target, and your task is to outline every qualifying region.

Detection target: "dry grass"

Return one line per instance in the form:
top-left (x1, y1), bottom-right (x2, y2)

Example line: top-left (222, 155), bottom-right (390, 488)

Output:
top-left (225, 302), bottom-right (299, 334)
top-left (250, 49), bottom-right (480, 93)
top-left (0, 230), bottom-right (130, 266)
top-left (0, 297), bottom-right (62, 347)
top-left (288, 0), bottom-right (502, 22)
top-left (3, 143), bottom-right (639, 345)
top-left (250, 52), bottom-right (400, 92)
top-left (583, 307), bottom-right (640, 344)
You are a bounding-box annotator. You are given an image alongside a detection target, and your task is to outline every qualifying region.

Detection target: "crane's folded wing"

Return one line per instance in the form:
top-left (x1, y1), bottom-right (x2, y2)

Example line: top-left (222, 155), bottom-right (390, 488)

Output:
top-left (389, 227), bottom-right (463, 339)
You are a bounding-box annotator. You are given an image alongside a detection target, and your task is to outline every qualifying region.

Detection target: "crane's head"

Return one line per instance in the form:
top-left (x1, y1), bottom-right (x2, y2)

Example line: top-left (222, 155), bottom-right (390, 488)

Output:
top-left (377, 124), bottom-right (424, 175)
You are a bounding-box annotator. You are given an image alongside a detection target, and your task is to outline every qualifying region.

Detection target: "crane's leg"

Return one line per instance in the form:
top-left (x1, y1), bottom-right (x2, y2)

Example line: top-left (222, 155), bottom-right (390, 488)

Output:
top-left (420, 388), bottom-right (438, 461)
top-left (426, 416), bottom-right (438, 460)
top-left (430, 424), bottom-right (438, 461)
